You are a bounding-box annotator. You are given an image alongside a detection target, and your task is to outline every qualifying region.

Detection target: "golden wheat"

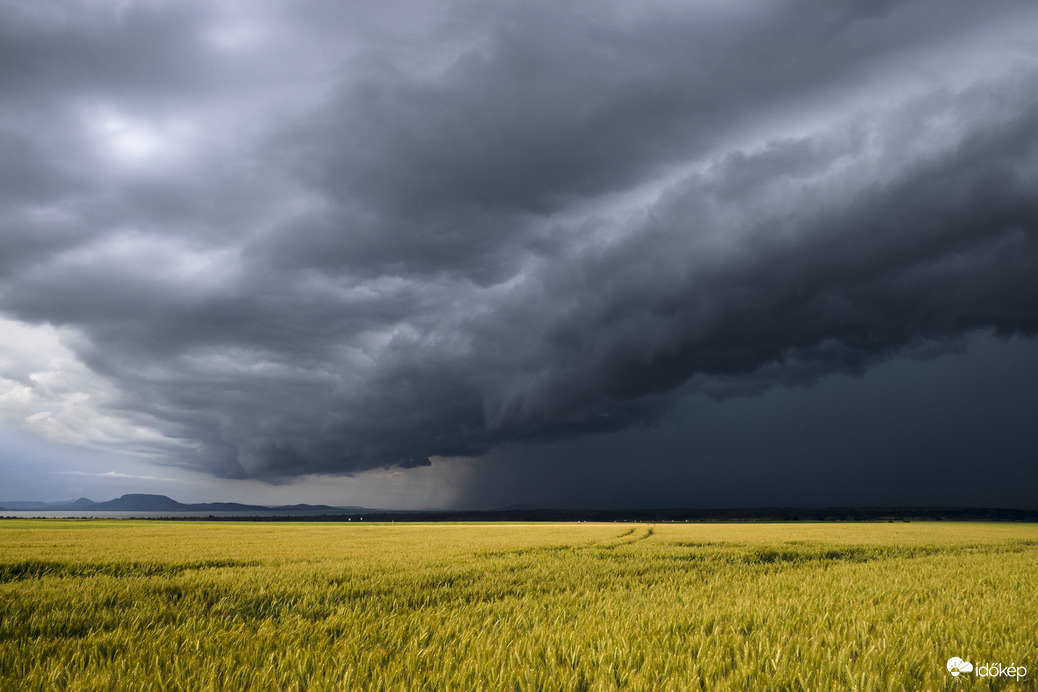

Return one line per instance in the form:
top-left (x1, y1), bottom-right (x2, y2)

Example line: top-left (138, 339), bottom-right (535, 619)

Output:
top-left (0, 520), bottom-right (1034, 690)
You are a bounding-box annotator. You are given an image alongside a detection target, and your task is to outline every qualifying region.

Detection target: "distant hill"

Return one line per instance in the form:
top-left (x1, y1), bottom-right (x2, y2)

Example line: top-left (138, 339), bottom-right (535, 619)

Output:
top-left (0, 501), bottom-right (53, 510)
top-left (3, 498), bottom-right (1036, 522)
top-left (3, 493), bottom-right (358, 513)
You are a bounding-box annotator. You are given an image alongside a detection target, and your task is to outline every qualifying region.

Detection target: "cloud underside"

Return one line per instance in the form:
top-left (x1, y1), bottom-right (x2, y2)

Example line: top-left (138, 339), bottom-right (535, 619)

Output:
top-left (1, 0), bottom-right (1037, 478)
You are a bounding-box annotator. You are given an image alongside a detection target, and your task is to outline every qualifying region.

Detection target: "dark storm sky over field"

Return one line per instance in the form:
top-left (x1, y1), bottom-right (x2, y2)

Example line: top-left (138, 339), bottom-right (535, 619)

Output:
top-left (1, 0), bottom-right (1037, 509)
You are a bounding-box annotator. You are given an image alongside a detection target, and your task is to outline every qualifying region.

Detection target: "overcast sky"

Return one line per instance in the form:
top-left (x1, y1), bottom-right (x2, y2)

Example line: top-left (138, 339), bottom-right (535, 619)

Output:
top-left (1, 0), bottom-right (1036, 509)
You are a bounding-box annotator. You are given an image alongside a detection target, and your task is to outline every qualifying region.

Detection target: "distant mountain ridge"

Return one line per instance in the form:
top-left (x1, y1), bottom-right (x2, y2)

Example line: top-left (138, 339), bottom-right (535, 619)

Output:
top-left (3, 498), bottom-right (1036, 521)
top-left (0, 493), bottom-right (363, 513)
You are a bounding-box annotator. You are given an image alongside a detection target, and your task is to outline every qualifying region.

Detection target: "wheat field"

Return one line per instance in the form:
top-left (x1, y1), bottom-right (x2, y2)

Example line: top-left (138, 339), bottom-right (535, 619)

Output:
top-left (0, 520), bottom-right (1035, 690)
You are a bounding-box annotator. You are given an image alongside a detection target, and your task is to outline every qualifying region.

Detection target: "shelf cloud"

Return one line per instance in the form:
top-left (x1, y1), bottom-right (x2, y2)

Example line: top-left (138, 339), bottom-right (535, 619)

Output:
top-left (2, 0), bottom-right (1037, 483)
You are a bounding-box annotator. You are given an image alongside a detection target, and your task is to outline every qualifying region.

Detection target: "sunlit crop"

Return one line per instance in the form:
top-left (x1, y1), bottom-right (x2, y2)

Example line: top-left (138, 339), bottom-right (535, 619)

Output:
top-left (1, 521), bottom-right (1035, 690)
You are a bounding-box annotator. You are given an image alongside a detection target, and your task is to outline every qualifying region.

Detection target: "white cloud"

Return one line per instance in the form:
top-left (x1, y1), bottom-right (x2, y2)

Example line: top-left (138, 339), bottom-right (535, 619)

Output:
top-left (0, 316), bottom-right (192, 458)
top-left (58, 469), bottom-right (197, 484)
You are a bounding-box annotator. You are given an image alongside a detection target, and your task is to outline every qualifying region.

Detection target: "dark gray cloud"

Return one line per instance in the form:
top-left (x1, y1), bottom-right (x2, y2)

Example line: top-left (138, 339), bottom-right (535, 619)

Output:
top-left (1, 0), bottom-right (1037, 486)
top-left (455, 332), bottom-right (1038, 510)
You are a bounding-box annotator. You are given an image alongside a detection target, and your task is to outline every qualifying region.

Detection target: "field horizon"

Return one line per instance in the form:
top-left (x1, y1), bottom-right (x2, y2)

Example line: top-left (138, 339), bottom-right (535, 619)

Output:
top-left (3, 492), bottom-right (1038, 522)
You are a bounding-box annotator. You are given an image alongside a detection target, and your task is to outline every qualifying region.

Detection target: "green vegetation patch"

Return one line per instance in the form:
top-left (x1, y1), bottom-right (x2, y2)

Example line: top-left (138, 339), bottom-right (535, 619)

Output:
top-left (0, 559), bottom-right (259, 582)
top-left (740, 543), bottom-right (944, 564)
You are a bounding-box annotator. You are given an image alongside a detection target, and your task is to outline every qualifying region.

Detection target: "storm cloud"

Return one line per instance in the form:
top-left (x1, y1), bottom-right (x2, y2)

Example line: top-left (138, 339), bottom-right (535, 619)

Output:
top-left (2, 0), bottom-right (1037, 482)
